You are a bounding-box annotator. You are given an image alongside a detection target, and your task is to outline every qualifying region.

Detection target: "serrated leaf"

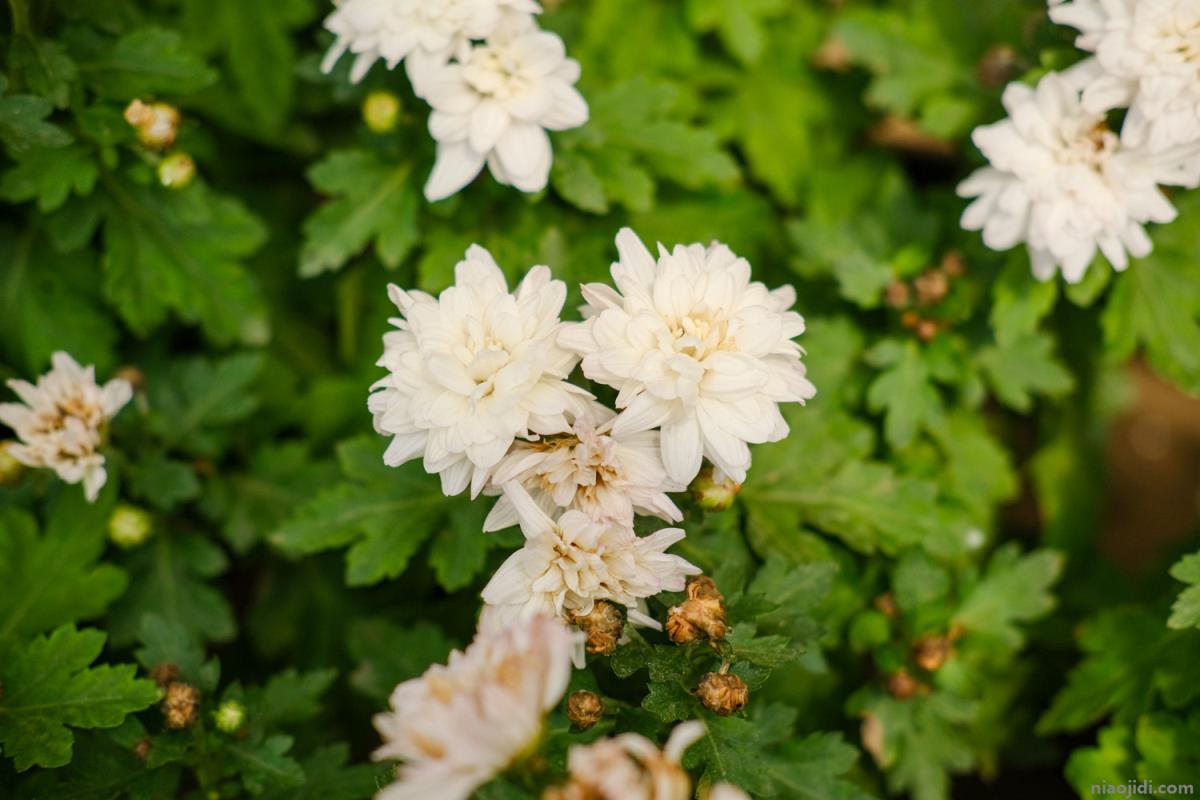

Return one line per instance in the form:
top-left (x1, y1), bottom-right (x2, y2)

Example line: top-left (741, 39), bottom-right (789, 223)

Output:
top-left (77, 28), bottom-right (216, 99)
top-left (134, 613), bottom-right (219, 694)
top-left (262, 744), bottom-right (387, 800)
top-left (228, 735), bottom-right (305, 796)
top-left (0, 83), bottom-right (72, 156)
top-left (977, 332), bottom-right (1073, 412)
top-left (127, 453), bottom-right (201, 511)
top-left (251, 669), bottom-right (336, 728)
top-left (0, 625), bottom-right (160, 771)
top-left (301, 149), bottom-right (419, 277)
top-left (8, 35), bottom-right (77, 108)
top-left (143, 352), bottom-right (264, 456)
top-left (866, 339), bottom-right (942, 449)
top-left (685, 0), bottom-right (785, 63)
top-left (0, 144), bottom-right (97, 211)
top-left (954, 545), bottom-right (1062, 650)
top-left (1168, 551), bottom-right (1200, 630)
top-left (347, 619), bottom-right (454, 703)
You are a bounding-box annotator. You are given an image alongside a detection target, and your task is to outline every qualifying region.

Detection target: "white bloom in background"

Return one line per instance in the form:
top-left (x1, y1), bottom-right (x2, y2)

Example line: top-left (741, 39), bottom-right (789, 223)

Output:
top-left (0, 352), bottom-right (132, 502)
top-left (559, 228), bottom-right (815, 486)
top-left (368, 246), bottom-right (590, 497)
top-left (709, 784), bottom-right (752, 800)
top-left (373, 613), bottom-right (574, 800)
top-left (958, 71), bottom-right (1200, 283)
top-left (483, 400), bottom-right (682, 532)
top-left (481, 483), bottom-right (700, 632)
top-left (1050, 0), bottom-right (1200, 151)
top-left (418, 22), bottom-right (589, 201)
top-left (320, 0), bottom-right (541, 85)
top-left (545, 721), bottom-right (705, 800)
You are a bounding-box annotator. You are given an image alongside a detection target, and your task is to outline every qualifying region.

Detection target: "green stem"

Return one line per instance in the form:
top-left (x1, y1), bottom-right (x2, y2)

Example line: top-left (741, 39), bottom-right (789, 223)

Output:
top-left (7, 0), bottom-right (30, 36)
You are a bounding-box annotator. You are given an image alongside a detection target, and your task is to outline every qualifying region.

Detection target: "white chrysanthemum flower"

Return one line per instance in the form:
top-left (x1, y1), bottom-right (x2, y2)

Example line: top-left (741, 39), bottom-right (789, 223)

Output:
top-left (481, 483), bottom-right (700, 634)
top-left (558, 228), bottom-right (815, 486)
top-left (368, 246), bottom-right (590, 497)
top-left (320, 0), bottom-right (541, 85)
top-left (958, 71), bottom-right (1200, 283)
top-left (0, 352), bottom-right (131, 503)
top-left (373, 613), bottom-right (574, 800)
top-left (1050, 0), bottom-right (1200, 152)
top-left (483, 400), bottom-right (683, 532)
top-left (545, 721), bottom-right (705, 800)
top-left (417, 21), bottom-right (589, 201)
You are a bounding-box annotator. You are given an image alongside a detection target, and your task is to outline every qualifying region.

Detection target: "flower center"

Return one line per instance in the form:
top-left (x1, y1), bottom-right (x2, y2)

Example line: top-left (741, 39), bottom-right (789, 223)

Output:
top-left (669, 311), bottom-right (731, 360)
top-left (464, 46), bottom-right (528, 101)
top-left (1058, 123), bottom-right (1117, 173)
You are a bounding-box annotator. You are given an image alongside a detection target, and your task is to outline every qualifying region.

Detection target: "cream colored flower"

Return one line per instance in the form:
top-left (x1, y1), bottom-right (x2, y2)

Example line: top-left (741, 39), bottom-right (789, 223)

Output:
top-left (544, 721), bottom-right (705, 800)
top-left (368, 245), bottom-right (590, 497)
top-left (373, 613), bottom-right (575, 800)
top-left (483, 400), bottom-right (682, 532)
top-left (481, 483), bottom-right (699, 640)
top-left (559, 228), bottom-right (815, 485)
top-left (0, 352), bottom-right (132, 502)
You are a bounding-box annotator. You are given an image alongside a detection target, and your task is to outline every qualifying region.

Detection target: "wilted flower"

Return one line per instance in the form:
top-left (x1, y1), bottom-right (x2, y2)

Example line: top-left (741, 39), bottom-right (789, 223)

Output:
top-left (543, 721), bottom-right (705, 800)
top-left (483, 400), bottom-right (682, 532)
top-left (696, 671), bottom-right (748, 716)
top-left (368, 246), bottom-right (589, 497)
top-left (0, 352), bottom-right (132, 502)
top-left (374, 613), bottom-right (574, 800)
top-left (320, 0), bottom-right (541, 85)
top-left (560, 228), bottom-right (815, 485)
top-left (1050, 0), bottom-right (1200, 152)
top-left (481, 483), bottom-right (700, 645)
top-left (958, 71), bottom-right (1200, 282)
top-left (566, 690), bottom-right (605, 729)
top-left (417, 21), bottom-right (588, 200)
top-left (162, 682), bottom-right (200, 729)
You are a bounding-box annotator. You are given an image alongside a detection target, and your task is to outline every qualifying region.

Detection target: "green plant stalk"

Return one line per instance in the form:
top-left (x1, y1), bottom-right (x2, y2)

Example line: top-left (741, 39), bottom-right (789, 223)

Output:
top-left (7, 0), bottom-right (29, 36)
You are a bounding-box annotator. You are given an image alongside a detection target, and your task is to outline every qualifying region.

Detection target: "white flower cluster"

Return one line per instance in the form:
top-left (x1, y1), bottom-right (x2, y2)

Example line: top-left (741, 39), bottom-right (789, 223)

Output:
top-left (368, 229), bottom-right (812, 798)
top-left (0, 352), bottom-right (132, 502)
top-left (321, 0), bottom-right (588, 202)
top-left (959, 1), bottom-right (1200, 283)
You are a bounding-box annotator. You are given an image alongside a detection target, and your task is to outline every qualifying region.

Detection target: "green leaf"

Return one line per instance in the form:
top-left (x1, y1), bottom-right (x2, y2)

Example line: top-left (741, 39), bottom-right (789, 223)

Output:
top-left (769, 733), bottom-right (876, 800)
top-left (301, 149), bottom-right (420, 277)
top-left (347, 619), bottom-right (454, 703)
top-left (8, 35), bottom-right (78, 108)
top-left (1064, 725), bottom-right (1135, 799)
top-left (1168, 551), bottom-right (1200, 630)
top-left (99, 178), bottom-right (267, 342)
top-left (866, 339), bottom-right (943, 449)
top-left (228, 735), bottom-right (305, 796)
top-left (134, 613), bottom-right (219, 694)
top-left (12, 730), bottom-right (181, 798)
top-left (127, 454), bottom-right (201, 511)
top-left (0, 490), bottom-right (127, 660)
top-left (977, 332), bottom-right (1073, 412)
top-left (262, 744), bottom-right (387, 800)
top-left (0, 144), bottom-right (98, 212)
top-left (77, 28), bottom-right (216, 99)
top-left (954, 546), bottom-right (1062, 650)
top-left (0, 625), bottom-right (160, 771)
top-left (724, 624), bottom-right (801, 669)
top-left (683, 705), bottom-right (797, 796)
top-left (428, 504), bottom-right (493, 592)
top-left (274, 437), bottom-right (448, 586)
top-left (989, 258), bottom-right (1059, 347)
top-left (250, 669), bottom-right (337, 728)
top-left (143, 352), bottom-right (264, 456)
top-left (0, 80), bottom-right (72, 156)
top-left (684, 0), bottom-right (786, 64)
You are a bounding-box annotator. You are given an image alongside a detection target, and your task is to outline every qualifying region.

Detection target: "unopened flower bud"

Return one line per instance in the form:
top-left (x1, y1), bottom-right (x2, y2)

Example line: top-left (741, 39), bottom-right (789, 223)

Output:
top-left (162, 682), bottom-right (200, 729)
top-left (873, 593), bottom-right (898, 619)
top-left (691, 466), bottom-right (740, 512)
top-left (213, 699), bottom-right (246, 733)
top-left (886, 670), bottom-right (927, 699)
top-left (914, 270), bottom-right (950, 306)
top-left (124, 100), bottom-right (181, 150)
top-left (566, 690), bottom-right (604, 729)
top-left (571, 601), bottom-right (625, 656)
top-left (132, 738), bottom-right (152, 761)
top-left (913, 635), bottom-right (953, 672)
top-left (697, 672), bottom-right (748, 716)
top-left (915, 319), bottom-right (939, 342)
top-left (0, 441), bottom-right (25, 485)
top-left (667, 576), bottom-right (728, 644)
top-left (158, 152), bottom-right (196, 190)
top-left (940, 250), bottom-right (966, 278)
top-left (148, 662), bottom-right (180, 688)
top-left (885, 280), bottom-right (911, 309)
top-left (363, 90), bottom-right (401, 133)
top-left (109, 504), bottom-right (154, 550)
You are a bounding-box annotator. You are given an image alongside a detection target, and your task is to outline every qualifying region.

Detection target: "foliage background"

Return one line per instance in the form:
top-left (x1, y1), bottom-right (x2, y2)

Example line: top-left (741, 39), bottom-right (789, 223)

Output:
top-left (2, 0), bottom-right (1200, 798)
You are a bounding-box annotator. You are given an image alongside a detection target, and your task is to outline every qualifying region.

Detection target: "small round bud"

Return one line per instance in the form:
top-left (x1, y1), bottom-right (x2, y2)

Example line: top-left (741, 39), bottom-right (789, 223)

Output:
top-left (915, 319), bottom-right (939, 343)
top-left (873, 593), bottom-right (898, 619)
top-left (162, 682), bottom-right (200, 729)
top-left (148, 662), bottom-right (180, 688)
top-left (885, 670), bottom-right (927, 699)
top-left (697, 672), bottom-right (748, 716)
top-left (213, 699), bottom-right (246, 733)
top-left (690, 466), bottom-right (741, 512)
top-left (913, 270), bottom-right (949, 306)
top-left (811, 37), bottom-right (850, 72)
top-left (158, 152), bottom-right (196, 190)
top-left (913, 635), bottom-right (953, 672)
top-left (363, 91), bottom-right (402, 134)
top-left (124, 100), bottom-right (181, 150)
top-left (566, 690), bottom-right (604, 730)
top-left (571, 601), bottom-right (625, 656)
top-left (885, 280), bottom-right (911, 309)
top-left (132, 738), bottom-right (152, 761)
top-left (0, 441), bottom-right (25, 485)
top-left (109, 504), bottom-right (154, 550)
top-left (940, 250), bottom-right (966, 278)
top-left (900, 310), bottom-right (920, 330)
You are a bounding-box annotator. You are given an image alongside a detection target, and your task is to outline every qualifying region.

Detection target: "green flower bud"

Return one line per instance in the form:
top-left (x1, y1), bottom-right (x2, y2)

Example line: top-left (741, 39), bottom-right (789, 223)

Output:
top-left (363, 91), bottom-right (401, 134)
top-left (158, 152), bottom-right (196, 190)
top-left (213, 699), bottom-right (246, 733)
top-left (108, 504), bottom-right (154, 549)
top-left (690, 465), bottom-right (740, 512)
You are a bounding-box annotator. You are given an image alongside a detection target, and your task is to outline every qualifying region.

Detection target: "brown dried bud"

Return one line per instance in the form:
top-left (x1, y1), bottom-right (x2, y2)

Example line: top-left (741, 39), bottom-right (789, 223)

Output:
top-left (132, 739), bottom-right (152, 761)
top-left (900, 310), bottom-right (921, 331)
top-left (667, 578), bottom-right (727, 645)
top-left (885, 280), bottom-right (911, 309)
top-left (873, 593), bottom-right (898, 619)
top-left (567, 691), bottom-right (605, 730)
top-left (913, 635), bottom-right (954, 672)
top-left (915, 319), bottom-right (939, 343)
top-left (811, 37), bottom-right (851, 72)
top-left (571, 601), bottom-right (625, 656)
top-left (914, 270), bottom-right (950, 306)
top-left (697, 672), bottom-right (749, 716)
top-left (162, 682), bottom-right (200, 729)
top-left (940, 250), bottom-right (966, 278)
top-left (886, 670), bottom-right (928, 699)
top-left (977, 45), bottom-right (1019, 89)
top-left (148, 662), bottom-right (180, 688)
